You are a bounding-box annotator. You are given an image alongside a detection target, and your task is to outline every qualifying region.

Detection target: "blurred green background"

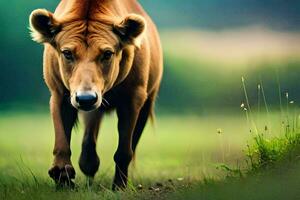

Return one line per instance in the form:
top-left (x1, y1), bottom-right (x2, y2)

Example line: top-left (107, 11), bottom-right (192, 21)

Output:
top-left (0, 0), bottom-right (300, 113)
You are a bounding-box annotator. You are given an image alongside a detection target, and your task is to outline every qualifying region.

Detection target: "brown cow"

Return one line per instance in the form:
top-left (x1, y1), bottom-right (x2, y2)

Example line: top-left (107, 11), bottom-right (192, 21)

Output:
top-left (29, 0), bottom-right (163, 190)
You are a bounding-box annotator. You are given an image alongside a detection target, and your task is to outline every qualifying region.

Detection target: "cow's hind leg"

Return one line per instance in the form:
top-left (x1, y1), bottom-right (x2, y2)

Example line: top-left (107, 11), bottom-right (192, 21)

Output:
top-left (79, 110), bottom-right (103, 182)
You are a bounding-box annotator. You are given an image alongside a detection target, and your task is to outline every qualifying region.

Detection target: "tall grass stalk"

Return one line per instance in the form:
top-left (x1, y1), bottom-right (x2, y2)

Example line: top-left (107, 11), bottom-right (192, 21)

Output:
top-left (276, 70), bottom-right (283, 116)
top-left (257, 84), bottom-right (261, 124)
top-left (241, 77), bottom-right (258, 134)
top-left (245, 108), bottom-right (250, 128)
top-left (276, 70), bottom-right (284, 134)
top-left (285, 93), bottom-right (290, 134)
top-left (260, 80), bottom-right (271, 133)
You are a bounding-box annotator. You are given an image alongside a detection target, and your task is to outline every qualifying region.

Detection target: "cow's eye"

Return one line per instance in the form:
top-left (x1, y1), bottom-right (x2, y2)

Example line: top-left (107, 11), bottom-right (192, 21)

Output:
top-left (62, 50), bottom-right (73, 61)
top-left (102, 50), bottom-right (114, 61)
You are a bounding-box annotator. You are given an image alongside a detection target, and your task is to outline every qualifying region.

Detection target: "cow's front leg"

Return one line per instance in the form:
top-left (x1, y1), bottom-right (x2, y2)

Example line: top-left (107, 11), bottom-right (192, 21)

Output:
top-left (48, 93), bottom-right (77, 186)
top-left (79, 110), bottom-right (103, 182)
top-left (112, 94), bottom-right (146, 190)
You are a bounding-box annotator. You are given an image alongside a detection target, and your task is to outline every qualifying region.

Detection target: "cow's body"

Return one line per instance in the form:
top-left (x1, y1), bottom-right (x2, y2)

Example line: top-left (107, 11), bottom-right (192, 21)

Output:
top-left (29, 0), bottom-right (162, 189)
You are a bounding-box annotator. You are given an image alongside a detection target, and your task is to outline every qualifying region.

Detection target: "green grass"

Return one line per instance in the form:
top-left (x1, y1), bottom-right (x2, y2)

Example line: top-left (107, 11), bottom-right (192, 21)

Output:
top-left (0, 111), bottom-right (262, 199)
top-left (246, 132), bottom-right (300, 172)
top-left (170, 127), bottom-right (300, 200)
top-left (164, 74), bottom-right (300, 200)
top-left (171, 162), bottom-right (300, 200)
top-left (0, 111), bottom-right (299, 199)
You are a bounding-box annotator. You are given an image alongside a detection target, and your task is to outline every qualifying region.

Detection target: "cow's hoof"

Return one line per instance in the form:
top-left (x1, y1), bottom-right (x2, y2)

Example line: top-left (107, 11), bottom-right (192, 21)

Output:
top-left (48, 164), bottom-right (76, 188)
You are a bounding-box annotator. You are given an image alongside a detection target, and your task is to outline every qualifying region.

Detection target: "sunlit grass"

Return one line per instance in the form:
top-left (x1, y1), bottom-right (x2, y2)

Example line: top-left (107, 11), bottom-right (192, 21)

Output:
top-left (1, 109), bottom-right (297, 199)
top-left (171, 118), bottom-right (300, 200)
top-left (0, 111), bottom-right (273, 199)
top-left (0, 112), bottom-right (251, 178)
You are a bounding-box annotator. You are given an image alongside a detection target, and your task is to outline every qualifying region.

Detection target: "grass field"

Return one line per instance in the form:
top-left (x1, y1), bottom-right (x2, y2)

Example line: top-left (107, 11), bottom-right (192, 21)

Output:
top-left (0, 110), bottom-right (295, 199)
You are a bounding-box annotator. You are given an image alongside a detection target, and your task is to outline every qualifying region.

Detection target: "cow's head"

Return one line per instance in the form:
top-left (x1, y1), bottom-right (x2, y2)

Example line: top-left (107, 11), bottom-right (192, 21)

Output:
top-left (29, 9), bottom-right (145, 111)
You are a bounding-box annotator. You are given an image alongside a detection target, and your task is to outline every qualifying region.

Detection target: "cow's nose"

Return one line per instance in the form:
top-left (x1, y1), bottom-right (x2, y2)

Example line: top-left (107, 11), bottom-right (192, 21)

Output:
top-left (75, 91), bottom-right (98, 110)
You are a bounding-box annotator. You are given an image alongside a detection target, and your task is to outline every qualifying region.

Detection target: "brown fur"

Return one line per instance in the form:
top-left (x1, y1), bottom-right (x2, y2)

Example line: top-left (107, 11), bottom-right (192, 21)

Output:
top-left (29, 0), bottom-right (163, 189)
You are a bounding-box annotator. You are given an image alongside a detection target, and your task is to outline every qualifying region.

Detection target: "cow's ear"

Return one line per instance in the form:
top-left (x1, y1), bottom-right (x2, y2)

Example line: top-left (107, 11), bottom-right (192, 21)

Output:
top-left (113, 14), bottom-right (146, 47)
top-left (29, 9), bottom-right (61, 43)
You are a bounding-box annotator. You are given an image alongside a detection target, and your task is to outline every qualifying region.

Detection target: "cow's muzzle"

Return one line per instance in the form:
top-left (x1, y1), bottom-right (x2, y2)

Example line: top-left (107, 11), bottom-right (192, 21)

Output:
top-left (73, 91), bottom-right (101, 111)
